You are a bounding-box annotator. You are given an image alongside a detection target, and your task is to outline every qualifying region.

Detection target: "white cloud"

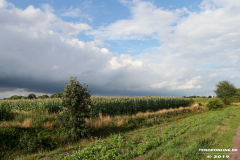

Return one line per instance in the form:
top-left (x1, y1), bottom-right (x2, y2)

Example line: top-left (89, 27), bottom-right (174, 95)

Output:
top-left (230, 75), bottom-right (240, 79)
top-left (209, 73), bottom-right (216, 77)
top-left (53, 21), bottom-right (92, 38)
top-left (107, 54), bottom-right (143, 70)
top-left (150, 76), bottom-right (202, 90)
top-left (87, 0), bottom-right (184, 40)
top-left (186, 76), bottom-right (201, 85)
top-left (61, 7), bottom-right (81, 17)
top-left (230, 75), bottom-right (236, 78)
top-left (150, 81), bottom-right (168, 89)
top-left (0, 0), bottom-right (6, 8)
top-left (199, 0), bottom-right (240, 10)
top-left (41, 4), bottom-right (55, 12)
top-left (60, 6), bottom-right (93, 21)
top-left (51, 65), bottom-right (59, 70)
top-left (169, 84), bottom-right (202, 90)
top-left (101, 48), bottom-right (110, 54)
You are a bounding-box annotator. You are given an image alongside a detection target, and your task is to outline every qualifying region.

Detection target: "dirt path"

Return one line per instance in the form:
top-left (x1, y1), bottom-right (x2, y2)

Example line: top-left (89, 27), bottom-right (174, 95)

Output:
top-left (228, 121), bottom-right (240, 160)
top-left (227, 103), bottom-right (240, 160)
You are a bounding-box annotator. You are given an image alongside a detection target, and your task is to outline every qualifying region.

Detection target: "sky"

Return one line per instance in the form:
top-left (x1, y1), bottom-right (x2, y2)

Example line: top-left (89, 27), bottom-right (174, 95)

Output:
top-left (0, 0), bottom-right (240, 99)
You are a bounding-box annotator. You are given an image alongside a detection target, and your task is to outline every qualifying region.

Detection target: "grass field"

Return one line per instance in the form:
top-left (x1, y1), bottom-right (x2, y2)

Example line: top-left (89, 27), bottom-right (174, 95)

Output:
top-left (0, 97), bottom-right (239, 160)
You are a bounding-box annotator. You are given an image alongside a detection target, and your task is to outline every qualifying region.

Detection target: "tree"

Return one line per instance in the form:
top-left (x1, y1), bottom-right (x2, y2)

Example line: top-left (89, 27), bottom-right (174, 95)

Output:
top-left (232, 88), bottom-right (240, 102)
top-left (28, 93), bottom-right (37, 99)
top-left (10, 95), bottom-right (20, 100)
top-left (42, 95), bottom-right (49, 99)
top-left (214, 81), bottom-right (237, 105)
top-left (50, 92), bottom-right (63, 98)
top-left (37, 96), bottom-right (43, 99)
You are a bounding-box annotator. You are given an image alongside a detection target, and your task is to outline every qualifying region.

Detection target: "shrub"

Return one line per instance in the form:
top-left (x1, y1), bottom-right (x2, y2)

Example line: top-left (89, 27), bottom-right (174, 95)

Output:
top-left (55, 77), bottom-right (93, 141)
top-left (0, 105), bottom-right (11, 121)
top-left (206, 98), bottom-right (224, 111)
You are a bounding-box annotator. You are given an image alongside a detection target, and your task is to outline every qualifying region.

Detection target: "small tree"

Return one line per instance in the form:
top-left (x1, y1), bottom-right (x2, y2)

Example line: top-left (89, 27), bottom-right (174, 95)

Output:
top-left (214, 81), bottom-right (237, 106)
top-left (55, 77), bottom-right (93, 141)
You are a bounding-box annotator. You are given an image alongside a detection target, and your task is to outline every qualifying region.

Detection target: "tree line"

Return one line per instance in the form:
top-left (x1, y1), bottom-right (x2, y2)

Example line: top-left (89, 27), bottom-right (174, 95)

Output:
top-left (0, 92), bottom-right (63, 100)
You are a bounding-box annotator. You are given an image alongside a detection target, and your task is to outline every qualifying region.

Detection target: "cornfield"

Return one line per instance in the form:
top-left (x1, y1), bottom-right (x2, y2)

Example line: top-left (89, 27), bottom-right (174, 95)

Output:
top-left (0, 96), bottom-right (194, 119)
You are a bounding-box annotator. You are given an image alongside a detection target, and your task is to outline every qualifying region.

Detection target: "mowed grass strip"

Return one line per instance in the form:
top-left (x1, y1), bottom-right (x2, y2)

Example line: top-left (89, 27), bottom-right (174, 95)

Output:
top-left (139, 105), bottom-right (240, 160)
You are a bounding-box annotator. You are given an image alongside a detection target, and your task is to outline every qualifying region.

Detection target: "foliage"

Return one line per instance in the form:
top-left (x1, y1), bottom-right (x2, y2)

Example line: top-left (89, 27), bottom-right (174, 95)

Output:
top-left (63, 115), bottom-right (211, 160)
top-left (42, 94), bottom-right (49, 99)
top-left (50, 92), bottom-right (63, 99)
top-left (27, 93), bottom-right (37, 99)
top-left (37, 94), bottom-right (50, 99)
top-left (206, 98), bottom-right (224, 111)
top-left (0, 104), bottom-right (11, 121)
top-left (231, 88), bottom-right (240, 103)
top-left (55, 77), bottom-right (93, 140)
top-left (214, 81), bottom-right (237, 105)
top-left (37, 96), bottom-right (43, 99)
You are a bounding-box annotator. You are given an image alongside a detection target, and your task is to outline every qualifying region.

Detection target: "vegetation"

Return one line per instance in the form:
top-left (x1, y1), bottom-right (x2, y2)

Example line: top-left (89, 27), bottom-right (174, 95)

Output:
top-left (0, 97), bottom-right (194, 122)
top-left (0, 97), bottom-right (239, 160)
top-left (1, 80), bottom-right (240, 159)
top-left (206, 98), bottom-right (225, 111)
top-left (214, 80), bottom-right (237, 105)
top-left (232, 88), bottom-right (240, 103)
top-left (0, 96), bottom-right (199, 159)
top-left (55, 77), bottom-right (93, 141)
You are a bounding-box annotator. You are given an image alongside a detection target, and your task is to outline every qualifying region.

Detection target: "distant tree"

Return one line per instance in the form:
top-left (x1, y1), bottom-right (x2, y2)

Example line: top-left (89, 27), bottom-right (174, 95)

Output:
top-left (27, 93), bottom-right (37, 99)
top-left (37, 96), bottom-right (43, 99)
top-left (50, 92), bottom-right (63, 98)
top-left (202, 96), bottom-right (206, 98)
top-left (10, 95), bottom-right (20, 100)
top-left (214, 81), bottom-right (237, 105)
top-left (42, 95), bottom-right (49, 99)
top-left (20, 96), bottom-right (27, 99)
top-left (183, 96), bottom-right (186, 98)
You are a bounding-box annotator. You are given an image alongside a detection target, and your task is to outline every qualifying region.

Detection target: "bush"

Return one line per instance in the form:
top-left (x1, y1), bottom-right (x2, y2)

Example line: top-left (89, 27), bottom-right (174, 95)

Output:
top-left (0, 105), bottom-right (11, 121)
top-left (220, 97), bottom-right (233, 105)
top-left (55, 77), bottom-right (93, 141)
top-left (206, 98), bottom-right (224, 111)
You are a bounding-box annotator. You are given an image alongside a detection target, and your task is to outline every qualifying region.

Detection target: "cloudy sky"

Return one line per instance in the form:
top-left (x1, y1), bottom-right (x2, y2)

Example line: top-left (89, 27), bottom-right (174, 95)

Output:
top-left (0, 0), bottom-right (239, 99)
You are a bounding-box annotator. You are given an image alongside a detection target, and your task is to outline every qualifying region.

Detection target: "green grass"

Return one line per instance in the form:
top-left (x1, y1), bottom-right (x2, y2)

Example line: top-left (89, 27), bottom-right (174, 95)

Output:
top-left (0, 98), bottom-right (239, 160)
top-left (57, 106), bottom-right (240, 160)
